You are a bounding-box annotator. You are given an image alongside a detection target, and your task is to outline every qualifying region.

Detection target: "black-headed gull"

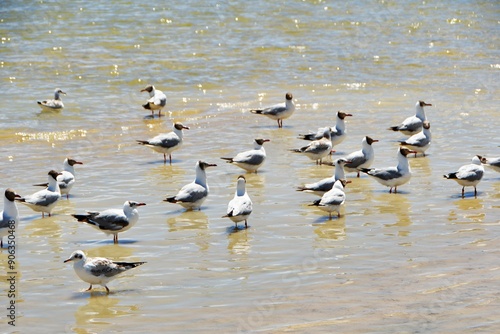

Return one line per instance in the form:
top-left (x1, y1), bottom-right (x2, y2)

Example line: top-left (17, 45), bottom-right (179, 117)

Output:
top-left (223, 175), bottom-right (253, 229)
top-left (291, 129), bottom-right (333, 165)
top-left (164, 161), bottom-right (217, 210)
top-left (399, 121), bottom-right (431, 157)
top-left (250, 92), bottom-right (295, 128)
top-left (34, 158), bottom-right (83, 199)
top-left (37, 88), bottom-right (66, 111)
top-left (220, 138), bottom-right (270, 173)
top-left (298, 158), bottom-right (349, 196)
top-left (0, 188), bottom-right (21, 248)
top-left (310, 179), bottom-right (348, 219)
top-left (299, 111), bottom-right (353, 147)
top-left (141, 85), bottom-right (167, 117)
top-left (64, 250), bottom-right (146, 294)
top-left (360, 147), bottom-right (416, 193)
top-left (72, 201), bottom-right (146, 244)
top-left (480, 156), bottom-right (500, 173)
top-left (137, 122), bottom-right (190, 164)
top-left (444, 155), bottom-right (484, 197)
top-left (388, 101), bottom-right (432, 135)
top-left (16, 170), bottom-right (62, 217)
top-left (343, 136), bottom-right (378, 177)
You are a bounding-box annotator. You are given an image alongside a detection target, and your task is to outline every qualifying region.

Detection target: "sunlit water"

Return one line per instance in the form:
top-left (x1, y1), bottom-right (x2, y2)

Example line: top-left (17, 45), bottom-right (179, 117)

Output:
top-left (1, 1), bottom-right (499, 332)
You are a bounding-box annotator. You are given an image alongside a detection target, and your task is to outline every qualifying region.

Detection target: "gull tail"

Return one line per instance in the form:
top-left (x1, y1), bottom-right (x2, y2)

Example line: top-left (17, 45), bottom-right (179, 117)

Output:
top-left (142, 103), bottom-right (152, 110)
top-left (71, 214), bottom-right (91, 222)
top-left (33, 182), bottom-right (49, 187)
top-left (388, 126), bottom-right (400, 132)
top-left (220, 157), bottom-right (234, 163)
top-left (359, 168), bottom-right (372, 174)
top-left (298, 133), bottom-right (316, 141)
top-left (164, 196), bottom-right (177, 203)
top-left (113, 261), bottom-right (146, 270)
top-left (443, 173), bottom-right (458, 180)
top-left (250, 109), bottom-right (263, 115)
top-left (136, 140), bottom-right (149, 145)
top-left (297, 186), bottom-right (308, 192)
top-left (309, 199), bottom-right (321, 207)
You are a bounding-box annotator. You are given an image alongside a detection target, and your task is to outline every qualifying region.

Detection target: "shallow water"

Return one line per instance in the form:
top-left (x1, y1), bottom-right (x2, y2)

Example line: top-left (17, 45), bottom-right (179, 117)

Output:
top-left (1, 1), bottom-right (499, 333)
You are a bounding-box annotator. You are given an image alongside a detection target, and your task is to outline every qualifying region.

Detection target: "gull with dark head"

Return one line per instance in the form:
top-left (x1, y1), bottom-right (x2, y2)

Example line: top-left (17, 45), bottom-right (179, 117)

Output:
top-left (164, 161), bottom-right (217, 210)
top-left (221, 138), bottom-right (270, 173)
top-left (388, 101), bottom-right (432, 135)
top-left (399, 121), bottom-right (431, 157)
top-left (137, 122), bottom-right (190, 164)
top-left (16, 170), bottom-right (62, 217)
top-left (37, 88), bottom-right (66, 111)
top-left (444, 155), bottom-right (484, 197)
top-left (0, 188), bottom-right (20, 248)
top-left (343, 136), bottom-right (378, 177)
top-left (64, 250), bottom-right (146, 294)
top-left (299, 111), bottom-right (353, 147)
top-left (479, 156), bottom-right (500, 173)
top-left (250, 92), bottom-right (295, 128)
top-left (141, 85), bottom-right (167, 117)
top-left (72, 201), bottom-right (146, 244)
top-left (34, 158), bottom-right (83, 199)
top-left (360, 147), bottom-right (416, 193)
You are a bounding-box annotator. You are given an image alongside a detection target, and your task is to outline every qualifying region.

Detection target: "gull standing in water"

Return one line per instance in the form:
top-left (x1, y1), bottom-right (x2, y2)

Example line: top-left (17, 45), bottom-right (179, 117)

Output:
top-left (343, 136), bottom-right (378, 177)
top-left (399, 121), bottom-right (432, 157)
top-left (72, 201), bottom-right (146, 244)
top-left (480, 156), bottom-right (500, 173)
top-left (291, 129), bottom-right (333, 165)
top-left (137, 122), bottom-right (190, 164)
top-left (310, 179), bottom-right (348, 219)
top-left (297, 158), bottom-right (349, 196)
top-left (388, 101), bottom-right (432, 135)
top-left (250, 92), bottom-right (295, 128)
top-left (164, 161), bottom-right (217, 210)
top-left (299, 111), bottom-right (353, 147)
top-left (141, 85), bottom-right (167, 117)
top-left (37, 88), bottom-right (66, 111)
top-left (360, 147), bottom-right (416, 193)
top-left (0, 189), bottom-right (20, 248)
top-left (34, 158), bottom-right (83, 199)
top-left (64, 250), bottom-right (146, 294)
top-left (223, 176), bottom-right (253, 229)
top-left (16, 170), bottom-right (62, 217)
top-left (220, 138), bottom-right (270, 173)
top-left (444, 155), bottom-right (484, 197)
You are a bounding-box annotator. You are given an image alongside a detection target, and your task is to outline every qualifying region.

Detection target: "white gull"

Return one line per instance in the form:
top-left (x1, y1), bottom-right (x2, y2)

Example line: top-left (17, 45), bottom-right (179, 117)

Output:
top-left (137, 122), bottom-right (190, 164)
top-left (220, 138), bottom-right (270, 173)
top-left (250, 92), bottom-right (295, 128)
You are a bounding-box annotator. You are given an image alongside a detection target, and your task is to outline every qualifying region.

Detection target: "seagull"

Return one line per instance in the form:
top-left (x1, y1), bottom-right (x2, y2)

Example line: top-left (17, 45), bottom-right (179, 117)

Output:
top-left (298, 111), bottom-right (353, 147)
top-left (72, 201), bottom-right (146, 244)
top-left (290, 129), bottom-right (333, 164)
top-left (64, 250), bottom-right (146, 294)
top-left (480, 156), bottom-right (500, 173)
top-left (297, 158), bottom-right (349, 196)
top-left (220, 138), bottom-right (270, 173)
top-left (164, 161), bottom-right (217, 210)
top-left (250, 92), bottom-right (295, 128)
top-left (343, 136), bottom-right (378, 177)
top-left (37, 88), bottom-right (66, 111)
top-left (222, 176), bottom-right (253, 229)
top-left (360, 147), bottom-right (416, 193)
top-left (137, 122), bottom-right (190, 164)
top-left (0, 189), bottom-right (21, 248)
top-left (16, 170), bottom-right (62, 217)
top-left (444, 155), bottom-right (484, 197)
top-left (309, 179), bottom-right (348, 219)
top-left (388, 101), bottom-right (432, 135)
top-left (399, 121), bottom-right (431, 157)
top-left (141, 85), bottom-right (167, 117)
top-left (34, 158), bottom-right (83, 199)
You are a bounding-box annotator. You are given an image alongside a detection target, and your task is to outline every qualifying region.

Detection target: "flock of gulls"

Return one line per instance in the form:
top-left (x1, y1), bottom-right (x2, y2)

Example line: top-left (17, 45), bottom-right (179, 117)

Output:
top-left (1, 87), bottom-right (498, 294)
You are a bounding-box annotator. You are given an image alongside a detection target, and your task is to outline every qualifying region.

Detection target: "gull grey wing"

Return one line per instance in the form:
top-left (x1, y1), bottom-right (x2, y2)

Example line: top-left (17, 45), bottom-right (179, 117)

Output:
top-left (88, 258), bottom-right (125, 277)
top-left (175, 184), bottom-right (208, 203)
top-left (25, 191), bottom-right (59, 206)
top-left (368, 168), bottom-right (402, 181)
top-left (345, 153), bottom-right (366, 169)
top-left (457, 167), bottom-right (483, 181)
top-left (90, 211), bottom-right (129, 231)
top-left (233, 151), bottom-right (265, 165)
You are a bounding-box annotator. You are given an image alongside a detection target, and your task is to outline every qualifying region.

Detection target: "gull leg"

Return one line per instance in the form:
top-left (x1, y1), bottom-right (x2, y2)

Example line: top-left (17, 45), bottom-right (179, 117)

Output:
top-left (357, 171), bottom-right (360, 178)
top-left (394, 187), bottom-right (398, 193)
top-left (234, 223), bottom-right (238, 231)
top-left (474, 186), bottom-right (477, 197)
top-left (1, 239), bottom-right (3, 248)
top-left (85, 284), bottom-right (93, 291)
top-left (163, 154), bottom-right (167, 164)
top-left (105, 286), bottom-right (110, 294)
top-left (66, 193), bottom-right (69, 200)
top-left (169, 154), bottom-right (172, 165)
top-left (337, 211), bottom-right (341, 218)
top-left (461, 187), bottom-right (465, 198)
top-left (113, 235), bottom-right (118, 244)
top-left (389, 187), bottom-right (393, 194)
top-left (245, 220), bottom-right (248, 229)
